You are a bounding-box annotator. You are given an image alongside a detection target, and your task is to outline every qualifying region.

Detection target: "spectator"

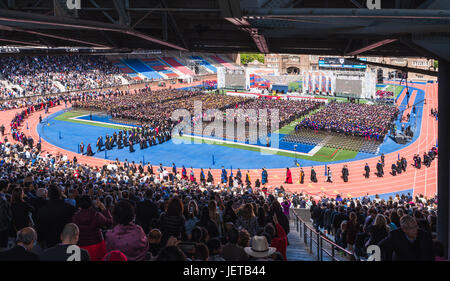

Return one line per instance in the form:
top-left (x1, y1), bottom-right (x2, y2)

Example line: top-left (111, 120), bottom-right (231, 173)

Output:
top-left (207, 238), bottom-right (225, 261)
top-left (221, 227), bottom-right (248, 261)
top-left (105, 201), bottom-right (148, 261)
top-left (0, 227), bottom-right (39, 261)
top-left (159, 196), bottom-right (187, 246)
top-left (365, 214), bottom-right (389, 248)
top-left (378, 215), bottom-right (433, 261)
top-left (236, 203), bottom-right (259, 237)
top-left (40, 223), bottom-right (90, 261)
top-left (346, 212), bottom-right (359, 252)
top-left (196, 206), bottom-right (220, 239)
top-left (244, 236), bottom-right (276, 261)
top-left (148, 229), bottom-right (162, 259)
top-left (193, 243), bottom-right (209, 261)
top-left (72, 195), bottom-right (113, 261)
top-left (265, 214), bottom-right (288, 260)
top-left (184, 200), bottom-right (200, 239)
top-left (135, 189), bottom-right (159, 235)
top-left (433, 239), bottom-right (446, 261)
top-left (10, 187), bottom-right (35, 234)
top-left (35, 186), bottom-right (77, 248)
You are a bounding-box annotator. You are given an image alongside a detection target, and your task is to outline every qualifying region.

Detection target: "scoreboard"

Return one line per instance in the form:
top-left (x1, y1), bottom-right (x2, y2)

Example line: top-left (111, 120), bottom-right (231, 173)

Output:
top-left (319, 57), bottom-right (367, 69)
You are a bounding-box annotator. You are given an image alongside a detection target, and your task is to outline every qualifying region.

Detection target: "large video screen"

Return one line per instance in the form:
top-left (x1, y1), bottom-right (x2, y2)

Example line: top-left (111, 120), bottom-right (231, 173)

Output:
top-left (319, 57), bottom-right (367, 69)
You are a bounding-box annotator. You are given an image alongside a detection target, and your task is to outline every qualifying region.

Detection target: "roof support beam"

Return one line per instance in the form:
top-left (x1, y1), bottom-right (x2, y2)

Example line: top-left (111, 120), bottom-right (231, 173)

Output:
top-left (17, 28), bottom-right (110, 47)
top-left (113, 0), bottom-right (130, 26)
top-left (0, 37), bottom-right (43, 46)
top-left (160, 0), bottom-right (189, 50)
top-left (349, 0), bottom-right (363, 8)
top-left (225, 18), bottom-right (270, 53)
top-left (245, 8), bottom-right (450, 19)
top-left (346, 39), bottom-right (397, 56)
top-left (89, 0), bottom-right (117, 24)
top-left (0, 9), bottom-right (187, 51)
top-left (131, 2), bottom-right (162, 28)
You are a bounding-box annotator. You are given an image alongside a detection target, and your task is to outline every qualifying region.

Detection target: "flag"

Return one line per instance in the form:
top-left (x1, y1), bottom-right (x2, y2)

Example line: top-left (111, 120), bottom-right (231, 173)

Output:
top-left (325, 164), bottom-right (327, 176)
top-left (212, 154), bottom-right (215, 165)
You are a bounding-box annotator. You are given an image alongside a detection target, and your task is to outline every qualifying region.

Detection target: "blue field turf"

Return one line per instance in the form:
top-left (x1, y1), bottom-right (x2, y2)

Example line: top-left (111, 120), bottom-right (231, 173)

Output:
top-left (38, 84), bottom-right (426, 169)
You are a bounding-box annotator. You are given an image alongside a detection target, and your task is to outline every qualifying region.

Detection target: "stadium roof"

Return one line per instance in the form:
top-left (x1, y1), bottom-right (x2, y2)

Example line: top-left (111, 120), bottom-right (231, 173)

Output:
top-left (0, 0), bottom-right (449, 61)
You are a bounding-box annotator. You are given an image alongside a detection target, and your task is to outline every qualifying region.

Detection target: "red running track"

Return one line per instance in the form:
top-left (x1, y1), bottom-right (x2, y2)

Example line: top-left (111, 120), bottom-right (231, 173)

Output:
top-left (0, 82), bottom-right (438, 199)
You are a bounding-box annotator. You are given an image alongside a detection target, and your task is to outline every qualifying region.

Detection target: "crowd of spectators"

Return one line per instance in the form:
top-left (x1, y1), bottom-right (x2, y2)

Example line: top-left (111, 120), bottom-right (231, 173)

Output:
top-left (297, 101), bottom-right (399, 141)
top-left (0, 55), bottom-right (127, 99)
top-left (0, 83), bottom-right (444, 262)
top-left (0, 137), bottom-right (293, 261)
top-left (307, 192), bottom-right (442, 261)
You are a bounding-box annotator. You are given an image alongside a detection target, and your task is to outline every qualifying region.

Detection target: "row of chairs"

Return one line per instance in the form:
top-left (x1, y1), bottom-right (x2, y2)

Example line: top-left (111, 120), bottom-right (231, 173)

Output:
top-left (283, 129), bottom-right (382, 154)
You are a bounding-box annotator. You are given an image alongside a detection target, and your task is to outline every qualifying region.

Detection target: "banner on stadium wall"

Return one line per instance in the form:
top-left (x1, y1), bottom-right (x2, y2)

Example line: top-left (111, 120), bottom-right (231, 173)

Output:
top-left (322, 74), bottom-right (326, 92)
top-left (328, 76), bottom-right (332, 92)
top-left (308, 73), bottom-right (312, 93)
top-left (314, 72), bottom-right (319, 92)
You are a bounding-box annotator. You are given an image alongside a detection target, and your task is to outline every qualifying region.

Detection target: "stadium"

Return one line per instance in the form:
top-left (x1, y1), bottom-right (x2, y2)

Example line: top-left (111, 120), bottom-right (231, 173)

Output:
top-left (0, 0), bottom-right (448, 268)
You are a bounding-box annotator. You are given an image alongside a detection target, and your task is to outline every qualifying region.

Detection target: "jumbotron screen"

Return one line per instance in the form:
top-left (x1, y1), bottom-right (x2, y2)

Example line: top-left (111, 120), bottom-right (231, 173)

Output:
top-left (319, 57), bottom-right (367, 69)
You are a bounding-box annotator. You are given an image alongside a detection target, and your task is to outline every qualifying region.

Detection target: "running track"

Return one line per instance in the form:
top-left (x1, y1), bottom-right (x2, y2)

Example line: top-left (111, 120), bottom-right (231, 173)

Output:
top-left (0, 82), bottom-right (438, 199)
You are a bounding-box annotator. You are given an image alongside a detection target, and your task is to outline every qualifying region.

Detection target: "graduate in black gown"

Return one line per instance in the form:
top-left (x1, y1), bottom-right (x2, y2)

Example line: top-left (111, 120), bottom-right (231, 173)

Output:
top-left (342, 165), bottom-right (349, 182)
top-left (364, 163), bottom-right (370, 178)
top-left (391, 163), bottom-right (397, 176)
top-left (376, 160), bottom-right (384, 177)
top-left (207, 168), bottom-right (214, 184)
top-left (310, 167), bottom-right (317, 183)
top-left (129, 139), bottom-right (134, 152)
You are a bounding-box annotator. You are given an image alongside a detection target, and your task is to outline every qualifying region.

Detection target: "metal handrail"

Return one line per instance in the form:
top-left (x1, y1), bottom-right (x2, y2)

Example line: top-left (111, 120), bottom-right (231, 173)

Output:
top-left (294, 212), bottom-right (355, 261)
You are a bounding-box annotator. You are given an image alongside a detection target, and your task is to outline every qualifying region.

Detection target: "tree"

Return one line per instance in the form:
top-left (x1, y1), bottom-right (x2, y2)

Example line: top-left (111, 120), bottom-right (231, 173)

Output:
top-left (240, 53), bottom-right (264, 65)
top-left (434, 60), bottom-right (438, 70)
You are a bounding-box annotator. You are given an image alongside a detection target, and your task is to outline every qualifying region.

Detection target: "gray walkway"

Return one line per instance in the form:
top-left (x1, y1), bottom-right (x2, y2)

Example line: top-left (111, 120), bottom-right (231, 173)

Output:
top-left (286, 219), bottom-right (317, 261)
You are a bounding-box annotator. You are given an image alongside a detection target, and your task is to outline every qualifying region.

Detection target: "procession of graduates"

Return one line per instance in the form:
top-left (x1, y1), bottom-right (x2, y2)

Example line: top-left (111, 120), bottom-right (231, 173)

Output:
top-left (80, 122), bottom-right (174, 157)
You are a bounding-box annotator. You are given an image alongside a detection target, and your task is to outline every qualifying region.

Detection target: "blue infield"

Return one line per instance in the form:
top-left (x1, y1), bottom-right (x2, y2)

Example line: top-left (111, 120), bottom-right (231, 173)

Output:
top-left (37, 84), bottom-right (426, 169)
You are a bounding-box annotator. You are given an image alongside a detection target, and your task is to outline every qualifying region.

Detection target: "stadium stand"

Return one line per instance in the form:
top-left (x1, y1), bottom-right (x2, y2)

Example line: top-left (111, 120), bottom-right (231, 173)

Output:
top-left (141, 58), bottom-right (179, 78)
top-left (111, 60), bottom-right (142, 81)
top-left (122, 59), bottom-right (164, 80)
top-left (190, 56), bottom-right (217, 73)
top-left (210, 55), bottom-right (237, 70)
top-left (161, 57), bottom-right (195, 76)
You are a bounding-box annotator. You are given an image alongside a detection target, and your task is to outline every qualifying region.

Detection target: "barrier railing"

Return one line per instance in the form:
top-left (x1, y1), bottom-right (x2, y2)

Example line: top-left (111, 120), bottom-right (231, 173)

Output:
top-left (293, 212), bottom-right (356, 261)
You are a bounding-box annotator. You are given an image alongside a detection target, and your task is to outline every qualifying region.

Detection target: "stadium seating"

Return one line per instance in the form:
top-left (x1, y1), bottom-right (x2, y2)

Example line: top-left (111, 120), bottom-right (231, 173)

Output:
top-left (210, 55), bottom-right (237, 70)
top-left (122, 59), bottom-right (164, 80)
top-left (283, 128), bottom-right (381, 154)
top-left (111, 60), bottom-right (142, 81)
top-left (141, 58), bottom-right (179, 78)
top-left (161, 57), bottom-right (195, 76)
top-left (190, 56), bottom-right (217, 73)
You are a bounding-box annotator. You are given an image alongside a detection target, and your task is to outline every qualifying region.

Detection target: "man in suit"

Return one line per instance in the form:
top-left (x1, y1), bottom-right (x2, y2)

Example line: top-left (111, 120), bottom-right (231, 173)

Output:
top-left (35, 186), bottom-right (77, 248)
top-left (0, 227), bottom-right (39, 261)
top-left (378, 215), bottom-right (433, 261)
top-left (40, 223), bottom-right (90, 261)
top-left (135, 190), bottom-right (159, 234)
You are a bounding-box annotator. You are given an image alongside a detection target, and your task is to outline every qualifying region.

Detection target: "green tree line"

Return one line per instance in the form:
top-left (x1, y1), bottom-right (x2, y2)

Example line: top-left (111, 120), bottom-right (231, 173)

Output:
top-left (240, 53), bottom-right (264, 65)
